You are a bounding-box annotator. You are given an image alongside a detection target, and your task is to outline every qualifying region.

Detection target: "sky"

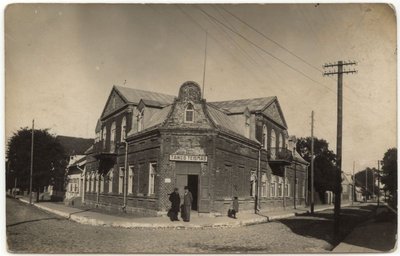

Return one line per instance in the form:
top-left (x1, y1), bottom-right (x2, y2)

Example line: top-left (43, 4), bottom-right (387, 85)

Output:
top-left (4, 3), bottom-right (397, 174)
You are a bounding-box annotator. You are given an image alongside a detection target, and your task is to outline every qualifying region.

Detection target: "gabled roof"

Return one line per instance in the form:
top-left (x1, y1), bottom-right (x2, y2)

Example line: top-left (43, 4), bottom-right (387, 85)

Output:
top-left (206, 103), bottom-right (244, 136)
top-left (95, 119), bottom-right (102, 133)
top-left (146, 105), bottom-right (173, 129)
top-left (209, 97), bottom-right (276, 114)
top-left (56, 136), bottom-right (94, 156)
top-left (114, 85), bottom-right (175, 105)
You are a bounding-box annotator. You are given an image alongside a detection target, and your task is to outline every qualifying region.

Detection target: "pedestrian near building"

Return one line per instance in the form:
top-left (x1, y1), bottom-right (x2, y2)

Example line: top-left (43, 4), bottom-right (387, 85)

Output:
top-left (183, 186), bottom-right (193, 222)
top-left (168, 188), bottom-right (180, 221)
top-left (232, 197), bottom-right (239, 219)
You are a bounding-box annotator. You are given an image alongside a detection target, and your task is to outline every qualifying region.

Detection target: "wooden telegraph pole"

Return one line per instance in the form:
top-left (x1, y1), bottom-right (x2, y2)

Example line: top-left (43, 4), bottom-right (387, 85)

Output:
top-left (29, 119), bottom-right (35, 204)
top-left (323, 60), bottom-right (357, 238)
top-left (310, 111), bottom-right (315, 214)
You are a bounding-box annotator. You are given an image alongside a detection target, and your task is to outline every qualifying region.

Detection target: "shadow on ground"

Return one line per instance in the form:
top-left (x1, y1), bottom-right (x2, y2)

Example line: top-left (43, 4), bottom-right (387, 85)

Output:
top-left (278, 205), bottom-right (377, 248)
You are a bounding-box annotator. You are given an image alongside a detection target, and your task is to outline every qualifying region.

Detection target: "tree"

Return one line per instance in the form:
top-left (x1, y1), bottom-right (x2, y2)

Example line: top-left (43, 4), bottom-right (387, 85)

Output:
top-left (354, 167), bottom-right (378, 199)
top-left (381, 148), bottom-right (397, 206)
top-left (6, 127), bottom-right (67, 194)
top-left (296, 137), bottom-right (337, 203)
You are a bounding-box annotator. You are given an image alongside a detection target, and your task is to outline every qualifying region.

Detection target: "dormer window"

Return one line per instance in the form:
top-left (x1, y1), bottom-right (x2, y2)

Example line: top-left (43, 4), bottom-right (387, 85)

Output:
top-left (137, 110), bottom-right (144, 132)
top-left (185, 103), bottom-right (194, 123)
top-left (245, 115), bottom-right (250, 138)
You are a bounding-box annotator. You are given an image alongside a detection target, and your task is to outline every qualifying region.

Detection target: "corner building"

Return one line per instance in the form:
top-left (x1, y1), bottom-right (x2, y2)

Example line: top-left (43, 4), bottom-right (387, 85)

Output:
top-left (84, 81), bottom-right (308, 216)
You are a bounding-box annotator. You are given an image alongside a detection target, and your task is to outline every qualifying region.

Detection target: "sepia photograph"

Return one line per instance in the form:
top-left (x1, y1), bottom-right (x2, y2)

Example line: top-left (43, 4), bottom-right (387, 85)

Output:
top-left (3, 1), bottom-right (398, 254)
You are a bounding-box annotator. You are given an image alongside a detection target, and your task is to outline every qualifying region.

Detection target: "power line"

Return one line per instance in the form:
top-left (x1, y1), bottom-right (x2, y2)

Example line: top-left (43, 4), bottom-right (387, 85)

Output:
top-left (221, 6), bottom-right (323, 74)
top-left (198, 7), bottom-right (338, 95)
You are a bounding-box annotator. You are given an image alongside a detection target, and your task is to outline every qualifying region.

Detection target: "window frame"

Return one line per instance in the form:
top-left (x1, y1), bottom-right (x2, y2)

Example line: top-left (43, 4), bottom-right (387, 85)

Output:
top-left (121, 116), bottom-right (127, 142)
top-left (118, 167), bottom-right (124, 194)
top-left (148, 163), bottom-right (157, 196)
top-left (184, 103), bottom-right (195, 123)
top-left (128, 165), bottom-right (134, 195)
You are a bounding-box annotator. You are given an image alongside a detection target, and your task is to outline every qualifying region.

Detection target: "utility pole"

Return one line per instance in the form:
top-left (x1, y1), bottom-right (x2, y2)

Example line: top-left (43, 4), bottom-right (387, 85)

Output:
top-left (365, 168), bottom-right (368, 202)
top-left (202, 31), bottom-right (208, 99)
top-left (323, 60), bottom-right (357, 238)
top-left (377, 160), bottom-right (381, 207)
top-left (29, 119), bottom-right (35, 204)
top-left (352, 161), bottom-right (355, 205)
top-left (310, 111), bottom-right (315, 214)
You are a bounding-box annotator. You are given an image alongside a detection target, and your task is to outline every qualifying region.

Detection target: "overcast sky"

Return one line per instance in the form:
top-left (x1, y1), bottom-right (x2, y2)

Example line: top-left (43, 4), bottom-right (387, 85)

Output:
top-left (5, 3), bottom-right (396, 174)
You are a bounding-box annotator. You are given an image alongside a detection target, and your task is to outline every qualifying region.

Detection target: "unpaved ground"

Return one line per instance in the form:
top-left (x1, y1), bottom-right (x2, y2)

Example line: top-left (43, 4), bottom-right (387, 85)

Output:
top-left (6, 197), bottom-right (376, 253)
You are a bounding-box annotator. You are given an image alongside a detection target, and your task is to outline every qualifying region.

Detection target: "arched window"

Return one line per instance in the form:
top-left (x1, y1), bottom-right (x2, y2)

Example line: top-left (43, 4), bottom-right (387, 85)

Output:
top-left (263, 125), bottom-right (268, 149)
top-left (279, 133), bottom-right (284, 149)
top-left (271, 129), bottom-right (276, 157)
top-left (102, 127), bottom-right (107, 150)
top-left (121, 116), bottom-right (126, 142)
top-left (110, 122), bottom-right (116, 152)
top-left (185, 103), bottom-right (194, 123)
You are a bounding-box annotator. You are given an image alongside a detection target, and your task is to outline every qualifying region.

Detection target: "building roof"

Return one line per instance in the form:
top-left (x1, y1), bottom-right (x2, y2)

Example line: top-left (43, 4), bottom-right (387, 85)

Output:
top-left (95, 119), bottom-right (102, 133)
top-left (146, 105), bottom-right (173, 129)
top-left (206, 103), bottom-right (245, 137)
top-left (56, 136), bottom-right (94, 156)
top-left (209, 97), bottom-right (276, 114)
top-left (342, 172), bottom-right (353, 185)
top-left (114, 85), bottom-right (175, 106)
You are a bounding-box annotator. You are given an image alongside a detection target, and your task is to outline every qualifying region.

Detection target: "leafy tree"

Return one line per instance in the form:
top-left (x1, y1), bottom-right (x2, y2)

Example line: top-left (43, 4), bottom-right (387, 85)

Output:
top-left (381, 148), bottom-right (397, 205)
top-left (6, 127), bottom-right (66, 194)
top-left (296, 137), bottom-right (338, 203)
top-left (354, 167), bottom-right (378, 198)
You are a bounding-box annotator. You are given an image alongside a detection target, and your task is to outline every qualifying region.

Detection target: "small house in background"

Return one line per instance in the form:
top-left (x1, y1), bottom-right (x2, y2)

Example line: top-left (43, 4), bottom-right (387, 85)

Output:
top-left (341, 172), bottom-right (354, 203)
top-left (49, 136), bottom-right (93, 199)
top-left (65, 154), bottom-right (87, 205)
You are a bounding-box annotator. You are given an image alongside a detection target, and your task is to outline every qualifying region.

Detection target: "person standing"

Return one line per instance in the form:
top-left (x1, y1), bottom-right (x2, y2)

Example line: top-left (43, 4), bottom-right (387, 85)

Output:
top-left (232, 196), bottom-right (239, 219)
top-left (183, 186), bottom-right (193, 222)
top-left (168, 188), bottom-right (180, 221)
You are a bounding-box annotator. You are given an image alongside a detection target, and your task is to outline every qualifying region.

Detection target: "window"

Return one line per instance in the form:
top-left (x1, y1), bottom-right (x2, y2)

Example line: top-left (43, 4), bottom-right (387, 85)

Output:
top-left (261, 173), bottom-right (268, 197)
top-left (279, 133), bottom-right (283, 149)
top-left (121, 117), bottom-right (127, 142)
top-left (94, 173), bottom-right (98, 193)
top-left (86, 173), bottom-right (90, 192)
top-left (91, 173), bottom-right (95, 192)
top-left (100, 175), bottom-right (104, 193)
top-left (278, 183), bottom-right (283, 197)
top-left (263, 125), bottom-right (268, 149)
top-left (285, 178), bottom-right (290, 197)
top-left (108, 169), bottom-right (114, 193)
top-left (102, 127), bottom-right (107, 150)
top-left (110, 122), bottom-right (116, 152)
top-left (119, 167), bottom-right (124, 194)
top-left (270, 129), bottom-right (276, 157)
top-left (95, 131), bottom-right (100, 143)
top-left (250, 171), bottom-right (256, 197)
top-left (137, 110), bottom-right (144, 132)
top-left (128, 166), bottom-right (134, 194)
top-left (148, 163), bottom-right (156, 195)
top-left (185, 103), bottom-right (194, 123)
top-left (302, 180), bottom-right (306, 198)
top-left (112, 97), bottom-right (116, 109)
top-left (270, 178), bottom-right (276, 197)
top-left (245, 115), bottom-right (251, 138)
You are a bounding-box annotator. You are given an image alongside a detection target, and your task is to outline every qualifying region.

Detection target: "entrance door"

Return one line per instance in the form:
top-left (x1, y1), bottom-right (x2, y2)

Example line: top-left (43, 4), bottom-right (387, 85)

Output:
top-left (188, 175), bottom-right (198, 211)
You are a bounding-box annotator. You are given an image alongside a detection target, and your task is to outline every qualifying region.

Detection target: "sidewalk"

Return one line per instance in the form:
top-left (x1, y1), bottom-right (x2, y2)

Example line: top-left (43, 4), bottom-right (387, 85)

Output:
top-left (16, 197), bottom-right (344, 229)
top-left (333, 205), bottom-right (397, 253)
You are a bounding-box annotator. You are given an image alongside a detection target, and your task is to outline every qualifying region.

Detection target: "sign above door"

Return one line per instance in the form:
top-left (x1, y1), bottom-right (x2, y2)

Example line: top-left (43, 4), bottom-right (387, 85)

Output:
top-left (169, 154), bottom-right (208, 162)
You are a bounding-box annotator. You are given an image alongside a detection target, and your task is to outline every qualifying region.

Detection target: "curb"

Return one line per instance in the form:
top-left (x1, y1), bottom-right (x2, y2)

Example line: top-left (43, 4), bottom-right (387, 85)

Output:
top-left (16, 197), bottom-right (343, 230)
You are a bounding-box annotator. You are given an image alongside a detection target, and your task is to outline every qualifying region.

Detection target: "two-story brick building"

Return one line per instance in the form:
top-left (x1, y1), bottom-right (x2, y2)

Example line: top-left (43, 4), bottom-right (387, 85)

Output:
top-left (83, 81), bottom-right (308, 216)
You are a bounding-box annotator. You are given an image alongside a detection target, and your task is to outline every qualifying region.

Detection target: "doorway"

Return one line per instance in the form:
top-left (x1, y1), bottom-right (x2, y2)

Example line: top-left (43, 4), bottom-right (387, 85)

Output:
top-left (175, 174), bottom-right (199, 211)
top-left (188, 175), bottom-right (198, 211)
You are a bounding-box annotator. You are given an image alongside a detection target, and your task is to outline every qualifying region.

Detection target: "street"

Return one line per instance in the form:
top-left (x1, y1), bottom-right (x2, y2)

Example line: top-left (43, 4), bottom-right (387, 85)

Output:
top-left (6, 197), bottom-right (377, 253)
